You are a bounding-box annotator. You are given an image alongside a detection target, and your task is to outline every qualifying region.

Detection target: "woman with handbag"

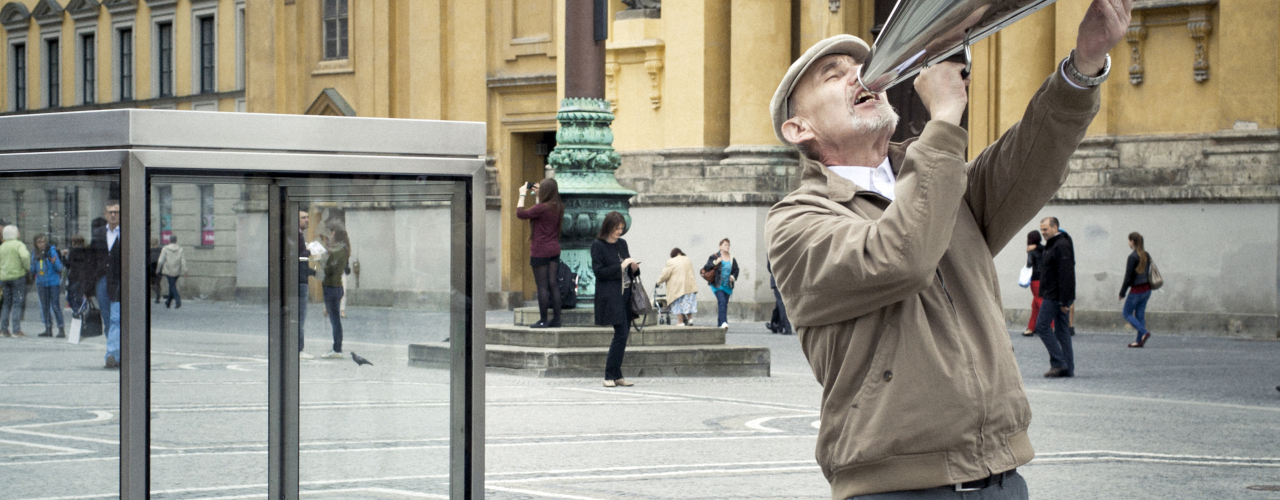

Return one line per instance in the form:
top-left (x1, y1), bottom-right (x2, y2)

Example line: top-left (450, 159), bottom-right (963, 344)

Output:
top-left (702, 239), bottom-right (739, 328)
top-left (1119, 231), bottom-right (1155, 348)
top-left (591, 211), bottom-right (639, 388)
top-left (1022, 231), bottom-right (1045, 336)
top-left (656, 248), bottom-right (697, 327)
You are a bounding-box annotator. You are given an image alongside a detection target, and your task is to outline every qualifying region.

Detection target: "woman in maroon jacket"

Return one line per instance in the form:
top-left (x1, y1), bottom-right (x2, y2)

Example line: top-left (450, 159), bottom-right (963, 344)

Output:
top-left (517, 178), bottom-right (564, 328)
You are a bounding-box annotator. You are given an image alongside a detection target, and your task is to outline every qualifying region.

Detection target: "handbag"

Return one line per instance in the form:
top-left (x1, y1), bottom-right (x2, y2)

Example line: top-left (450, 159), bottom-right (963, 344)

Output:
top-left (1148, 261), bottom-right (1163, 290)
top-left (630, 275), bottom-right (653, 317)
top-left (700, 266), bottom-right (717, 285)
top-left (1018, 266), bottom-right (1033, 288)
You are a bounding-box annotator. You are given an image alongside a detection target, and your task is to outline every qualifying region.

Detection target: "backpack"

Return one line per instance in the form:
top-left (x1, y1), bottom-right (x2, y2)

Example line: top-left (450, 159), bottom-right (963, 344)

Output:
top-left (558, 263), bottom-right (578, 309)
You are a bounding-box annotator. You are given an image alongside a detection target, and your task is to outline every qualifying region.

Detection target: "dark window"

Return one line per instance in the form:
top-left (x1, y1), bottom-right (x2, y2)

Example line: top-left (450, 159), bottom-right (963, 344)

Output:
top-left (323, 0), bottom-right (348, 60)
top-left (158, 22), bottom-right (173, 97)
top-left (119, 28), bottom-right (133, 100)
top-left (200, 16), bottom-right (215, 93)
top-left (13, 43), bottom-right (26, 111)
top-left (47, 39), bottom-right (59, 107)
top-left (82, 34), bottom-right (96, 103)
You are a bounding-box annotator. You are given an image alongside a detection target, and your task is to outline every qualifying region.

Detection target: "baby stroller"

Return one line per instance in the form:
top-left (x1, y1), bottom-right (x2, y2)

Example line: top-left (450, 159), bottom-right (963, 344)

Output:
top-left (652, 283), bottom-right (671, 325)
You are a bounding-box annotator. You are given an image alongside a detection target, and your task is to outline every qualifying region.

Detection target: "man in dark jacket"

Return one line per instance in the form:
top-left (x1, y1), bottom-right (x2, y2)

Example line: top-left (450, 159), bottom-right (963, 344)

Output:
top-left (91, 200), bottom-right (123, 369)
top-left (1035, 216), bottom-right (1076, 378)
top-left (298, 210), bottom-right (315, 359)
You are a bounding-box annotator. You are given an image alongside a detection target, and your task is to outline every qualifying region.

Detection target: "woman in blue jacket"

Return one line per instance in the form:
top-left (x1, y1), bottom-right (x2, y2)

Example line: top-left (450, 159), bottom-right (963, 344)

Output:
top-left (31, 234), bottom-right (65, 338)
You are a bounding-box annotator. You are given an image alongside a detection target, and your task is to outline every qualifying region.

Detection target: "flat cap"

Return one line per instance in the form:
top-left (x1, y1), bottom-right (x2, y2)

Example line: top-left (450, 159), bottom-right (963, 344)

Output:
top-left (770, 35), bottom-right (871, 145)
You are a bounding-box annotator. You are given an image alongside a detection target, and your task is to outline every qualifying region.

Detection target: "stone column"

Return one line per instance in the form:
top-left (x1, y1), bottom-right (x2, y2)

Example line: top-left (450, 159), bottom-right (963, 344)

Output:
top-left (729, 0), bottom-right (791, 147)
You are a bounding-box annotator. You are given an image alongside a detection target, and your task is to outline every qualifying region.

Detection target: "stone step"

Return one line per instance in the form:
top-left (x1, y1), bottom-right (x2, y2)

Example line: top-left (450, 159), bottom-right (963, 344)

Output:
top-left (514, 306), bottom-right (657, 327)
top-left (487, 324), bottom-right (726, 348)
top-left (408, 342), bottom-right (770, 378)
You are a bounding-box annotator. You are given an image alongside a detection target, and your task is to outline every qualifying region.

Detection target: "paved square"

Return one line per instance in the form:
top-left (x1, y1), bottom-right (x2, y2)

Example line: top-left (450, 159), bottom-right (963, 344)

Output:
top-left (2, 300), bottom-right (1278, 499)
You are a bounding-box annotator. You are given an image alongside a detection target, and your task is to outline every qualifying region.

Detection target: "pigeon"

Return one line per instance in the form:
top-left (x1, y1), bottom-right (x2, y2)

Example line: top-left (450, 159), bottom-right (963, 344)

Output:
top-left (351, 352), bottom-right (373, 366)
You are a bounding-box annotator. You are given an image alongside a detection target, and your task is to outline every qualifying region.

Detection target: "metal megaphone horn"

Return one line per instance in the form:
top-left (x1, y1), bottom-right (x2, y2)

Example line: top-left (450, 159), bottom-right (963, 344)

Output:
top-left (857, 0), bottom-right (1059, 93)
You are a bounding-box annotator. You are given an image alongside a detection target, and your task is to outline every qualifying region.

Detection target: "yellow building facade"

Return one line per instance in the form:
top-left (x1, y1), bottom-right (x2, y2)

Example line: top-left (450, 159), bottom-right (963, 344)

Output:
top-left (243, 0), bottom-right (1279, 335)
top-left (0, 0), bottom-right (246, 113)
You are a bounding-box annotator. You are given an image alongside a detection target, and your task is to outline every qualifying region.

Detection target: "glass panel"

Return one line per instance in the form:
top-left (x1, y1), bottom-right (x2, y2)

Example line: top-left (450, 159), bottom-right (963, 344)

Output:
top-left (0, 171), bottom-right (121, 499)
top-left (148, 179), bottom-right (269, 495)
top-left (290, 178), bottom-right (462, 496)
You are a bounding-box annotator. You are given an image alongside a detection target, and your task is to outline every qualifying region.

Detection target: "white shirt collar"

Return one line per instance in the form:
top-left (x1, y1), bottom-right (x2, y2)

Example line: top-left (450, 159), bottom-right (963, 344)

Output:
top-left (827, 157), bottom-right (897, 201)
top-left (106, 224), bottom-right (120, 251)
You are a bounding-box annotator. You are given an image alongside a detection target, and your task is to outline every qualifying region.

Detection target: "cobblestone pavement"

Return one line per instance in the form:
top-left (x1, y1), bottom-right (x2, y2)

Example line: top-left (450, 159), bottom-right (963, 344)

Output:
top-left (1, 299), bottom-right (1278, 499)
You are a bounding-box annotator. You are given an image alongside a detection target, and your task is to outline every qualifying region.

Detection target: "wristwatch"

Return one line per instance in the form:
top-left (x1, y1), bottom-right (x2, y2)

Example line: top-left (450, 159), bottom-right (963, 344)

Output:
top-left (1065, 49), bottom-right (1110, 87)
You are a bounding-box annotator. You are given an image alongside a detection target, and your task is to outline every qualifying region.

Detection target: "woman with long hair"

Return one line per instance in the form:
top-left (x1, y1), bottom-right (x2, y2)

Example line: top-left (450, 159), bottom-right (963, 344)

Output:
top-left (591, 211), bottom-right (639, 387)
top-left (1022, 230), bottom-right (1045, 336)
top-left (321, 224), bottom-right (351, 359)
top-left (656, 248), bottom-right (697, 326)
top-left (1119, 232), bottom-right (1154, 347)
top-left (517, 178), bottom-right (564, 328)
top-left (31, 234), bottom-right (65, 338)
top-left (702, 238), bottom-right (739, 328)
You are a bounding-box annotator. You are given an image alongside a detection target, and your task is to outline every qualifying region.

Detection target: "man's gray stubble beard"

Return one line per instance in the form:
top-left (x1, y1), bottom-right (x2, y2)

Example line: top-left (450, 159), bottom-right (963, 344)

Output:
top-left (848, 100), bottom-right (900, 137)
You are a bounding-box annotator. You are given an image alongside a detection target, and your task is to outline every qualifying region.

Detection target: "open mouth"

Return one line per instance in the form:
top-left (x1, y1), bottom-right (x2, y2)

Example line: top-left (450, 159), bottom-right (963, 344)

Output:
top-left (854, 91), bottom-right (877, 106)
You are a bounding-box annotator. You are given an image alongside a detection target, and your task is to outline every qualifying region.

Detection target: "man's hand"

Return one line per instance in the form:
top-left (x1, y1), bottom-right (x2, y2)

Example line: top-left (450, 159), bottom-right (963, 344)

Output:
top-left (1060, 306), bottom-right (1070, 313)
top-left (914, 62), bottom-right (969, 126)
top-left (1075, 0), bottom-right (1133, 75)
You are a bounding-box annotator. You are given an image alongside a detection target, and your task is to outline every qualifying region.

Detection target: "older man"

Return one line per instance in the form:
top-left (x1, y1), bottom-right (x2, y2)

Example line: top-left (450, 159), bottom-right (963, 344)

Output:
top-left (91, 200), bottom-right (123, 369)
top-left (765, 0), bottom-right (1130, 498)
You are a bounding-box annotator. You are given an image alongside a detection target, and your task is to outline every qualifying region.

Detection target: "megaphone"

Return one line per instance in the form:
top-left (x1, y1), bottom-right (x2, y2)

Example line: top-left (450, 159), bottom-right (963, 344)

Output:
top-left (858, 0), bottom-right (1059, 93)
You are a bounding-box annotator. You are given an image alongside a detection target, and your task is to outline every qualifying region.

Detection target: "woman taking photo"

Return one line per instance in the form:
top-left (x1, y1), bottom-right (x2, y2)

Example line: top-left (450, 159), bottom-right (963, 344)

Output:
top-left (702, 238), bottom-right (739, 328)
top-left (592, 211), bottom-right (638, 388)
top-left (321, 225), bottom-right (351, 359)
top-left (1119, 232), bottom-right (1154, 348)
top-left (516, 178), bottom-right (564, 328)
top-left (1023, 231), bottom-right (1045, 336)
top-left (655, 248), bottom-right (697, 326)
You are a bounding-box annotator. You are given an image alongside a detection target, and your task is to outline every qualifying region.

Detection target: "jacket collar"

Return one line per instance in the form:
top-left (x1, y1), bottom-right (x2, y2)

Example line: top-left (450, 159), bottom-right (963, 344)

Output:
top-left (797, 138), bottom-right (915, 203)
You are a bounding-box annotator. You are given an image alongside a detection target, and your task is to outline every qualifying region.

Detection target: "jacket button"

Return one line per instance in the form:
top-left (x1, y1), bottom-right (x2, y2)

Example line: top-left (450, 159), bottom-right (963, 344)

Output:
top-left (883, 370), bottom-right (892, 381)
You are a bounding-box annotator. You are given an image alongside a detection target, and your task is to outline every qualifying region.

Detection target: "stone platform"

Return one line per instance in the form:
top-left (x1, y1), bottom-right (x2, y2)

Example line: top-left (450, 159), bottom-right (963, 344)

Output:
top-left (408, 307), bottom-right (770, 378)
top-left (512, 306), bottom-right (656, 327)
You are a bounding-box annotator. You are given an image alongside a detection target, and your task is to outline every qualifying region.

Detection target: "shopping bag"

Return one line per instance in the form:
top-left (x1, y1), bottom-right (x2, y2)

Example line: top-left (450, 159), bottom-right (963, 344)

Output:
top-left (1018, 266), bottom-right (1033, 288)
top-left (68, 315), bottom-right (82, 344)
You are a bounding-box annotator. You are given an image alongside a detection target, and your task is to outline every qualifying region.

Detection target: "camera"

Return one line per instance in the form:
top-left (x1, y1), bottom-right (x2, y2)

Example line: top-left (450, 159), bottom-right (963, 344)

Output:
top-left (525, 181), bottom-right (537, 191)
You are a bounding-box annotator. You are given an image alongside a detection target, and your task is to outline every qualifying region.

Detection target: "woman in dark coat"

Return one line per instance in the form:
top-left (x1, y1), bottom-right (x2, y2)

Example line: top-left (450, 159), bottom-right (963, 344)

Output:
top-left (591, 211), bottom-right (639, 388)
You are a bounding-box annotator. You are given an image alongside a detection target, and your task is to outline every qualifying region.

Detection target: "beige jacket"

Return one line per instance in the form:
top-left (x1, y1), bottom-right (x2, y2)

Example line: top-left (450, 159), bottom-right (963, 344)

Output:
top-left (157, 243), bottom-right (187, 277)
top-left (655, 254), bottom-right (698, 301)
top-left (766, 73), bottom-right (1099, 499)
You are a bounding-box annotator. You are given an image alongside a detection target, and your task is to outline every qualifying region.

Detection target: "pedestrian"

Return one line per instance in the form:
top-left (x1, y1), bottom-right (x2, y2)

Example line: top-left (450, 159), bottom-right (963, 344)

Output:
top-left (701, 238), bottom-right (738, 328)
top-left (1035, 217), bottom-right (1076, 378)
top-left (516, 178), bottom-right (564, 328)
top-left (764, 0), bottom-right (1126, 495)
top-left (156, 235), bottom-right (188, 309)
top-left (1022, 230), bottom-right (1045, 336)
top-left (592, 211), bottom-right (638, 388)
top-left (30, 234), bottom-right (65, 338)
top-left (298, 210), bottom-right (316, 359)
top-left (655, 248), bottom-right (697, 327)
top-left (148, 237), bottom-right (162, 304)
top-left (1119, 231), bottom-right (1154, 348)
top-left (90, 201), bottom-right (123, 369)
top-left (63, 235), bottom-right (92, 315)
top-left (0, 225), bottom-right (31, 338)
top-left (767, 260), bottom-right (791, 335)
top-left (320, 224), bottom-right (350, 359)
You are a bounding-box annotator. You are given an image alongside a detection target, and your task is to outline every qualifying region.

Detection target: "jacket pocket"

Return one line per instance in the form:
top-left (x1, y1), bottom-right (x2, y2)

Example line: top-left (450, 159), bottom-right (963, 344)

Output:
top-left (848, 320), bottom-right (900, 411)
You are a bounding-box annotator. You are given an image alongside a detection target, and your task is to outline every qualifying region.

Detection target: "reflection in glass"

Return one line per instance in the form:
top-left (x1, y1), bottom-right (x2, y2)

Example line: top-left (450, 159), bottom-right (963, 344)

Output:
top-left (293, 179), bottom-right (457, 495)
top-left (0, 173), bottom-right (121, 499)
top-left (148, 180), bottom-right (269, 495)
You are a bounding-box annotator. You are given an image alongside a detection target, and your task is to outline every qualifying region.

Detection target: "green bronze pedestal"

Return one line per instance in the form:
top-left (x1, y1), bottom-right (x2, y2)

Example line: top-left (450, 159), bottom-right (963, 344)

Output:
top-left (547, 98), bottom-right (635, 305)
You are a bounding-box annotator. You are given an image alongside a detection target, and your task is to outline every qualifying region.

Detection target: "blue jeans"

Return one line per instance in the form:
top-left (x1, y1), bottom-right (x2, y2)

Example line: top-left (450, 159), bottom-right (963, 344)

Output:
top-left (37, 284), bottom-right (64, 329)
top-left (847, 471), bottom-right (1028, 499)
top-left (323, 286), bottom-right (344, 352)
top-left (298, 284), bottom-right (309, 352)
top-left (97, 277), bottom-right (121, 363)
top-left (771, 286), bottom-right (791, 333)
top-left (1035, 298), bottom-right (1074, 375)
top-left (164, 275), bottom-right (182, 307)
top-left (0, 278), bottom-right (26, 332)
top-left (1123, 290), bottom-right (1151, 343)
top-left (714, 289), bottom-right (730, 326)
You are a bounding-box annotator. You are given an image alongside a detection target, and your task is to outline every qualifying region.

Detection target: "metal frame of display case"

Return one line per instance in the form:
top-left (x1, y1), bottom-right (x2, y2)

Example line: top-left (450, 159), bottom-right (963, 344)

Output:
top-left (0, 109), bottom-right (487, 500)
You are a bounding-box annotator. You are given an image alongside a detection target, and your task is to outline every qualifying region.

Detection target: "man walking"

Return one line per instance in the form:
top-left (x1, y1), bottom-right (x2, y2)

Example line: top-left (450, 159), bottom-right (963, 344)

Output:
top-left (1035, 217), bottom-right (1076, 378)
top-left (764, 0), bottom-right (1129, 497)
top-left (0, 225), bottom-right (31, 337)
top-left (91, 201), bottom-right (123, 369)
top-left (156, 235), bottom-right (188, 309)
